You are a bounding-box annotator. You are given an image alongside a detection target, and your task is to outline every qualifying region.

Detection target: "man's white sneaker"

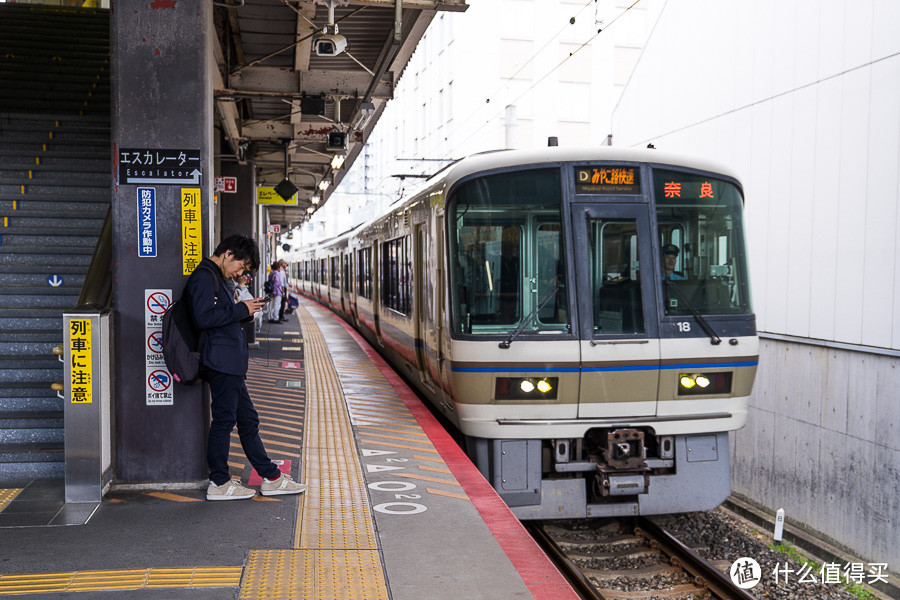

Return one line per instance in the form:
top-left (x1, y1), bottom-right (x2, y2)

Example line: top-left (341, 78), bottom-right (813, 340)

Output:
top-left (260, 473), bottom-right (307, 496)
top-left (206, 479), bottom-right (257, 501)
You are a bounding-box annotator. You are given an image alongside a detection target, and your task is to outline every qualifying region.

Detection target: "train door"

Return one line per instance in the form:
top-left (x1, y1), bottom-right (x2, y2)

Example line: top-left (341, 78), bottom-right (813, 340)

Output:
top-left (414, 223), bottom-right (436, 392)
top-left (340, 252), bottom-right (347, 314)
top-left (571, 203), bottom-right (660, 418)
top-left (372, 240), bottom-right (384, 346)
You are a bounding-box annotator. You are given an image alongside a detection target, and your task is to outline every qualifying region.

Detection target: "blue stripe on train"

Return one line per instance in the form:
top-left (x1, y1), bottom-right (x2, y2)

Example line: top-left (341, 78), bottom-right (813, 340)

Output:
top-left (450, 361), bottom-right (758, 374)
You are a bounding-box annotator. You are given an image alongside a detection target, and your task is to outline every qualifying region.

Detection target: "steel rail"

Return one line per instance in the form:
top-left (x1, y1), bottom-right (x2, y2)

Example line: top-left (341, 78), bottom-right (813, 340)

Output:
top-left (634, 516), bottom-right (758, 600)
top-left (526, 523), bottom-right (607, 600)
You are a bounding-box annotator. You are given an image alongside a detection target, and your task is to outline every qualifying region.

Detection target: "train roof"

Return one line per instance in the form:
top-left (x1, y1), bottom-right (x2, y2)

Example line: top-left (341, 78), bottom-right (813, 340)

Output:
top-left (437, 146), bottom-right (743, 191)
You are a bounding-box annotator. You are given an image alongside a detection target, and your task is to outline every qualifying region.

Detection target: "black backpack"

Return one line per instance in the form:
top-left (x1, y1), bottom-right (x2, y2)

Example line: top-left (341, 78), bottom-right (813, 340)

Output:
top-left (161, 263), bottom-right (219, 385)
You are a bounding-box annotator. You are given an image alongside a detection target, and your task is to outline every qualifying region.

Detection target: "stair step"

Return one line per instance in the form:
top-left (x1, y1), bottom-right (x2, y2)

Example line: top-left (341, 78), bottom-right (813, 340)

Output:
top-left (0, 232), bottom-right (103, 247)
top-left (0, 217), bottom-right (104, 230)
top-left (0, 200), bottom-right (108, 215)
top-left (0, 411), bottom-right (63, 430)
top-left (0, 184), bottom-right (108, 198)
top-left (0, 316), bottom-right (65, 332)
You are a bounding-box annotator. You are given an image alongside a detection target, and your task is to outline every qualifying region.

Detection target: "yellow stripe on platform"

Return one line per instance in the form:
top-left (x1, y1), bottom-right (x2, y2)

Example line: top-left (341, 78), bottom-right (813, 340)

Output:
top-left (0, 489), bottom-right (22, 512)
top-left (0, 567), bottom-right (242, 596)
top-left (240, 303), bottom-right (389, 600)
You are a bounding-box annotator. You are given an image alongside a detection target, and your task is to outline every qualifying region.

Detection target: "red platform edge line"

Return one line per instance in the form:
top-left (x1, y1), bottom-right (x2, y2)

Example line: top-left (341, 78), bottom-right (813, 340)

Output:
top-left (327, 312), bottom-right (580, 600)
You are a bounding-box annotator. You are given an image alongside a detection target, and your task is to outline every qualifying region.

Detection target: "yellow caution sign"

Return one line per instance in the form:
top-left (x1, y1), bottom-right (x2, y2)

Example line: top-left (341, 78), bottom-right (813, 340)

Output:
top-left (256, 186), bottom-right (297, 205)
top-left (181, 188), bottom-right (202, 275)
top-left (69, 319), bottom-right (92, 404)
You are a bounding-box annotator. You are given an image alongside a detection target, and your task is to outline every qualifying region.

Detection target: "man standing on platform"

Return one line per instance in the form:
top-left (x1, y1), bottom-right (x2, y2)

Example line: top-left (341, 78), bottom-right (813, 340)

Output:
top-left (187, 234), bottom-right (307, 500)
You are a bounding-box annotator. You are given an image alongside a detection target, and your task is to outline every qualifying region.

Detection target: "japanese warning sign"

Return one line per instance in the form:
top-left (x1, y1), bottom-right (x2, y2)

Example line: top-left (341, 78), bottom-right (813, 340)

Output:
top-left (145, 289), bottom-right (173, 405)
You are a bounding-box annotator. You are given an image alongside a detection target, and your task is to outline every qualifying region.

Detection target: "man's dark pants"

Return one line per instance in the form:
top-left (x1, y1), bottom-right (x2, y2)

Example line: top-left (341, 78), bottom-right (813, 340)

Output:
top-left (205, 370), bottom-right (280, 485)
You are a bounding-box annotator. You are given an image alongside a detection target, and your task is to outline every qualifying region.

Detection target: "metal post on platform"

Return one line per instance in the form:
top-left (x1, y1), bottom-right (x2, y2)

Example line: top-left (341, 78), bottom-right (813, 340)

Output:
top-left (63, 310), bottom-right (114, 503)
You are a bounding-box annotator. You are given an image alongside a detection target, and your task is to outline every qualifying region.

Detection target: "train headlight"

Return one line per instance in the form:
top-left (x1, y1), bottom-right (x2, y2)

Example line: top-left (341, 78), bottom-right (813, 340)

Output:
top-left (495, 377), bottom-right (559, 400)
top-left (678, 372), bottom-right (733, 395)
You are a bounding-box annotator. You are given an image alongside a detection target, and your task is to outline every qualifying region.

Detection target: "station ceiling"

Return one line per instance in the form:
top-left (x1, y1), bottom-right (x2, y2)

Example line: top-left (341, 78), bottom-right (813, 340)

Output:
top-left (213, 0), bottom-right (467, 228)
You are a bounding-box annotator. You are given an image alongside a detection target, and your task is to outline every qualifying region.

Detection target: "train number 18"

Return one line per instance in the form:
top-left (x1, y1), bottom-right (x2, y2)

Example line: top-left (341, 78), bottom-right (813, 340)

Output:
top-left (676, 321), bottom-right (691, 332)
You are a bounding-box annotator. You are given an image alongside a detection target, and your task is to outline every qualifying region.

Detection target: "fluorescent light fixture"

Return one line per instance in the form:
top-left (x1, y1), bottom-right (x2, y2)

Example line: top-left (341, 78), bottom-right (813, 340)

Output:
top-left (331, 153), bottom-right (346, 170)
top-left (311, 194), bottom-right (320, 205)
top-left (318, 179), bottom-right (330, 191)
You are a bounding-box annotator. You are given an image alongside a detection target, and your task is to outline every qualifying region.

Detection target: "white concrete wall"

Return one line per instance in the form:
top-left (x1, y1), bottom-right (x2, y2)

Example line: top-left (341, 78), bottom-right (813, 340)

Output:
top-left (612, 0), bottom-right (900, 567)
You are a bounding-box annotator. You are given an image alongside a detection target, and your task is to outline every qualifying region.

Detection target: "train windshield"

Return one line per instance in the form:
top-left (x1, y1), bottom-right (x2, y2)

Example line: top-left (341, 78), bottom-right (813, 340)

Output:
top-left (448, 168), bottom-right (569, 335)
top-left (653, 169), bottom-right (752, 316)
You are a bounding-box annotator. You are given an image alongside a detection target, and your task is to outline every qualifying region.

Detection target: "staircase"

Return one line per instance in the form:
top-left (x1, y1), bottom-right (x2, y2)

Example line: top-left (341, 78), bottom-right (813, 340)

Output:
top-left (0, 4), bottom-right (110, 480)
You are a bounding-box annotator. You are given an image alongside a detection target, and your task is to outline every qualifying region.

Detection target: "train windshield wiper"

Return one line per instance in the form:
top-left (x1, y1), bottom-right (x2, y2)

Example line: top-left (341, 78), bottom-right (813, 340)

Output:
top-left (664, 279), bottom-right (722, 345)
top-left (499, 288), bottom-right (559, 349)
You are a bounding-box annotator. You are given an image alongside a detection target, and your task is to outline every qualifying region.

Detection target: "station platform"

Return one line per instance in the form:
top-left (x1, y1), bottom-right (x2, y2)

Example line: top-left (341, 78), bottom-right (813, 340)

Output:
top-left (0, 297), bottom-right (578, 600)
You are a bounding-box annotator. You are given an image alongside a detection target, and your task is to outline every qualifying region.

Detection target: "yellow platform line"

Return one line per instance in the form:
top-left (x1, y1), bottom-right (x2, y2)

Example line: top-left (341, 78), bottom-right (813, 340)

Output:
top-left (357, 431), bottom-right (434, 444)
top-left (240, 302), bottom-right (389, 600)
top-left (394, 472), bottom-right (461, 487)
top-left (144, 492), bottom-right (203, 503)
top-left (418, 464), bottom-right (452, 474)
top-left (0, 567), bottom-right (242, 596)
top-left (0, 488), bottom-right (22, 512)
top-left (426, 487), bottom-right (469, 501)
top-left (359, 439), bottom-right (440, 453)
top-left (357, 425), bottom-right (428, 438)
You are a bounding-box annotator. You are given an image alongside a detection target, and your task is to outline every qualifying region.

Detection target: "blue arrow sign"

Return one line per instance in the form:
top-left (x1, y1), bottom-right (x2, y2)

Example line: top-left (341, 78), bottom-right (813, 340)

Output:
top-left (47, 275), bottom-right (63, 287)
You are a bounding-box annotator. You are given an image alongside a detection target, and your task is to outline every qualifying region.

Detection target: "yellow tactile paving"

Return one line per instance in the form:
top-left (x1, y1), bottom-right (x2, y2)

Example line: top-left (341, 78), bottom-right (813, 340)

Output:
top-left (240, 303), bottom-right (389, 600)
top-left (0, 488), bottom-right (22, 512)
top-left (0, 567), bottom-right (242, 596)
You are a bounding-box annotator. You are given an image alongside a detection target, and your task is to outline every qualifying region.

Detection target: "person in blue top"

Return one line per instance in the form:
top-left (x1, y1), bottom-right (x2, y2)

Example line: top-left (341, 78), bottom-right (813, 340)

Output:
top-left (187, 234), bottom-right (307, 500)
top-left (662, 243), bottom-right (686, 281)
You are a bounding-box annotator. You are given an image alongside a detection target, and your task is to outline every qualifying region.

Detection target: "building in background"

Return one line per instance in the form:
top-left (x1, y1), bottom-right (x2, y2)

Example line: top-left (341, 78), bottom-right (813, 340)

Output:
top-left (612, 0), bottom-right (900, 570)
top-left (295, 0), bottom-right (660, 243)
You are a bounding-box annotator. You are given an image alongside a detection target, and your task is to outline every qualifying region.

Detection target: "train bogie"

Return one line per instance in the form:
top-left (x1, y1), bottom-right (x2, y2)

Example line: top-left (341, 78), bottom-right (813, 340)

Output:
top-left (290, 147), bottom-right (758, 519)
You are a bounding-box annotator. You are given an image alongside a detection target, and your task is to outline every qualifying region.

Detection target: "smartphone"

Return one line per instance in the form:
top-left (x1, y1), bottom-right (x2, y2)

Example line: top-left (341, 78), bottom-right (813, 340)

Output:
top-left (263, 295), bottom-right (272, 303)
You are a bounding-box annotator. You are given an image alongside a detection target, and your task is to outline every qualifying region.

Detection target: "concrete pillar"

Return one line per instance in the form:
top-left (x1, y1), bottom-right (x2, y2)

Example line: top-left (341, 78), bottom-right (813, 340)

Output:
top-left (110, 1), bottom-right (214, 484)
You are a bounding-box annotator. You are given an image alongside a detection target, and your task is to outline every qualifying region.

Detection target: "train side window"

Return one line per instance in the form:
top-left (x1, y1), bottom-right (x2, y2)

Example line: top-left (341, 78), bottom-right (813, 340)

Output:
top-left (357, 247), bottom-right (372, 300)
top-left (381, 236), bottom-right (411, 316)
top-left (589, 218), bottom-right (645, 335)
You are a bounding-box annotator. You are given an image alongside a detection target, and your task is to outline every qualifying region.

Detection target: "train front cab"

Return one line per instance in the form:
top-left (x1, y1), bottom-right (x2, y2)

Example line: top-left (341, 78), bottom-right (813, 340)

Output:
top-left (446, 159), bottom-right (759, 519)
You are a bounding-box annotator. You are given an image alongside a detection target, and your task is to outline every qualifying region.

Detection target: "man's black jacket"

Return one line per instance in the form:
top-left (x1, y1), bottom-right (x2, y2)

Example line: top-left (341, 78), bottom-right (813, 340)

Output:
top-left (186, 257), bottom-right (250, 376)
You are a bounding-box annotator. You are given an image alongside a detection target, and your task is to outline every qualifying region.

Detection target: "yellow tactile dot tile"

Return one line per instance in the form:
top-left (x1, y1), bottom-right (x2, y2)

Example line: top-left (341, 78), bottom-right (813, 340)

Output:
top-left (239, 304), bottom-right (389, 600)
top-left (0, 488), bottom-right (22, 512)
top-left (0, 567), bottom-right (242, 595)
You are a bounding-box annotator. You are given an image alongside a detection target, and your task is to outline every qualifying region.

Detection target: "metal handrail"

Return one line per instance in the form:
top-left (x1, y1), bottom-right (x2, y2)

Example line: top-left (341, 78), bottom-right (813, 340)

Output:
top-left (75, 205), bottom-right (113, 310)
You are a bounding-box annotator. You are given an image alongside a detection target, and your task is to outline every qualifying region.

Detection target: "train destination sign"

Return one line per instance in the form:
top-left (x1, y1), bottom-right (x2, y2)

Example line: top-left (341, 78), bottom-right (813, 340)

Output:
top-left (118, 148), bottom-right (202, 185)
top-left (574, 165), bottom-right (641, 195)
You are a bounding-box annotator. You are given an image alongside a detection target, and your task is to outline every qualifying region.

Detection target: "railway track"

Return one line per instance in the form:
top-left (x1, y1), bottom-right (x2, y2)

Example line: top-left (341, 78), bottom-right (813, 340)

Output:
top-left (529, 517), bottom-right (758, 600)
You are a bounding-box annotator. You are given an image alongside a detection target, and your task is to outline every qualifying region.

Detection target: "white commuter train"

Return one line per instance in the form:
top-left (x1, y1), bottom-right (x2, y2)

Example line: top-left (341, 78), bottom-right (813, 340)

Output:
top-left (290, 147), bottom-right (758, 519)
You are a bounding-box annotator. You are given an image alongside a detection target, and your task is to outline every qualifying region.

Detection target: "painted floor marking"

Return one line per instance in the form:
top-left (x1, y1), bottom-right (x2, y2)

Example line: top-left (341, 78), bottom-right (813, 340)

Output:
top-left (0, 567), bottom-right (242, 596)
top-left (425, 487), bottom-right (469, 501)
top-left (0, 488), bottom-right (22, 513)
top-left (358, 438), bottom-right (440, 453)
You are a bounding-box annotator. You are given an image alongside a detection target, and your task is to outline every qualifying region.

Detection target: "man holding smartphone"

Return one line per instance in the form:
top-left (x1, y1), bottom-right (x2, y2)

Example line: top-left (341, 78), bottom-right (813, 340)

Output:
top-left (187, 234), bottom-right (306, 500)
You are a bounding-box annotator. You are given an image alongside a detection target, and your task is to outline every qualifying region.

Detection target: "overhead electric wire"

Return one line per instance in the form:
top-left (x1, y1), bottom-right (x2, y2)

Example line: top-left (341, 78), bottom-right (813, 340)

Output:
top-left (449, 0), bottom-right (643, 152)
top-left (440, 0), bottom-right (595, 149)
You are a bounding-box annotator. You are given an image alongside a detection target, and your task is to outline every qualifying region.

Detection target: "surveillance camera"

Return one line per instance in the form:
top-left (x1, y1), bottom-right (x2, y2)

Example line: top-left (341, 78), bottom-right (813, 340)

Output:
top-left (314, 33), bottom-right (348, 57)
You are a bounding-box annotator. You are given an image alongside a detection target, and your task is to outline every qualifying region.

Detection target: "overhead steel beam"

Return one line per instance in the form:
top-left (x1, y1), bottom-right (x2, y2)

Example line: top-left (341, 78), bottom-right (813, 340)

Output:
top-left (212, 34), bottom-right (242, 159)
top-left (347, 0), bottom-right (467, 11)
top-left (228, 66), bottom-right (299, 94)
top-left (216, 70), bottom-right (392, 101)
